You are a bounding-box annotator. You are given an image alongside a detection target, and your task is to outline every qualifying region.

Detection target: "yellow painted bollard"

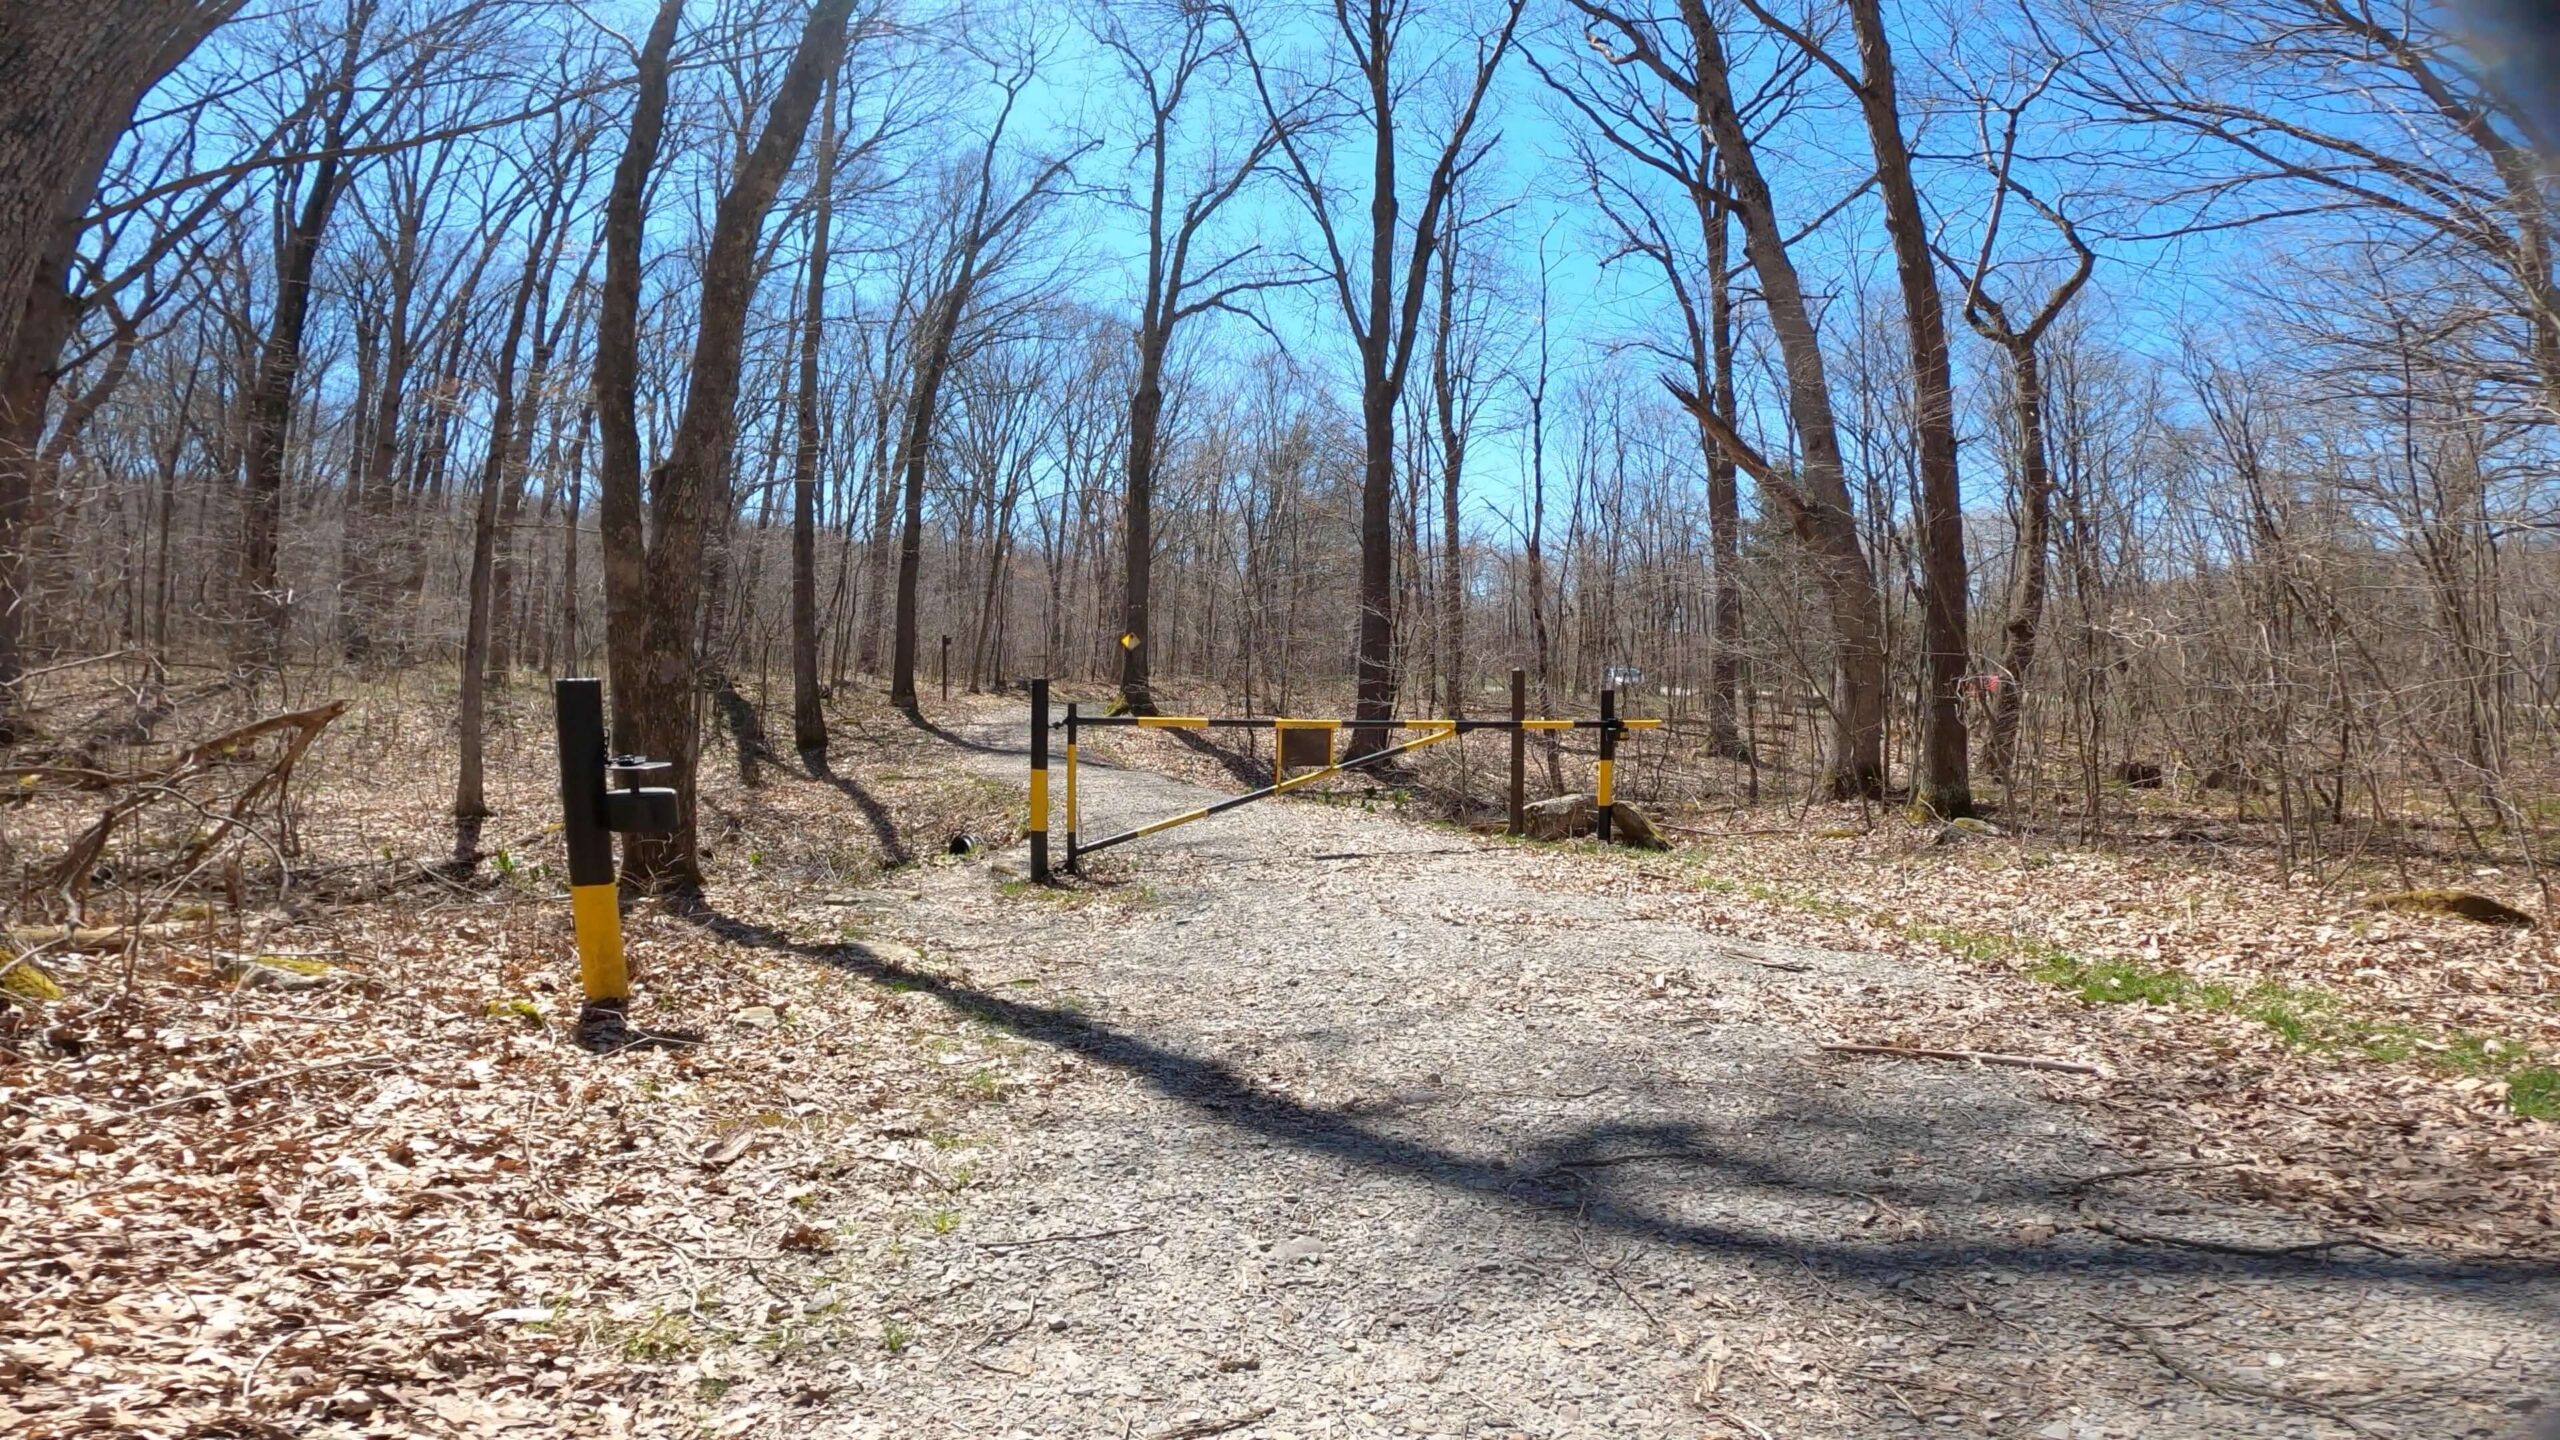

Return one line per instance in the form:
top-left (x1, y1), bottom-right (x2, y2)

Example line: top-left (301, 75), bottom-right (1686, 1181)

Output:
top-left (554, 679), bottom-right (628, 1006)
top-left (553, 678), bottom-right (675, 1036)
top-left (1064, 700), bottom-right (1081, 873)
top-left (1596, 687), bottom-right (1617, 846)
top-left (1028, 678), bottom-right (1051, 883)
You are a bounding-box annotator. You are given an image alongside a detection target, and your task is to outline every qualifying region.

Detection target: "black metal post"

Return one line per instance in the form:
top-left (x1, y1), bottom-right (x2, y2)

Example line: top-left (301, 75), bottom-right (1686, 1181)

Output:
top-left (940, 635), bottom-right (950, 701)
top-left (1028, 677), bottom-right (1050, 883)
top-left (1064, 701), bottom-right (1080, 872)
top-left (1596, 686), bottom-right (1617, 846)
top-left (553, 679), bottom-right (626, 1007)
top-left (1508, 667), bottom-right (1526, 836)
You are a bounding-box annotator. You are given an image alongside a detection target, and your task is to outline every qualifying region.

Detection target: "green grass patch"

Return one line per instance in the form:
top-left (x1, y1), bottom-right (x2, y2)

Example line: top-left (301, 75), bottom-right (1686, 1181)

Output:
top-left (617, 1309), bottom-right (705, 1362)
top-left (2027, 950), bottom-right (2547, 1118)
top-left (2509, 1067), bottom-right (2560, 1121)
top-left (2032, 953), bottom-right (2211, 1008)
top-left (1655, 848), bottom-right (2555, 1120)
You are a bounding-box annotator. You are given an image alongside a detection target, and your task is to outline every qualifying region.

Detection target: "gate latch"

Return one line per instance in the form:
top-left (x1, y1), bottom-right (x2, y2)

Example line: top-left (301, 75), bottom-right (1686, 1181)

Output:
top-left (603, 755), bottom-right (678, 835)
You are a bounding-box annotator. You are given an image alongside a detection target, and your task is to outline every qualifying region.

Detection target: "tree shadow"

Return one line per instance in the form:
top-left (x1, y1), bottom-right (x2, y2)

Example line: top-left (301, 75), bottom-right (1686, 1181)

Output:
top-left (1163, 728), bottom-right (1271, 789)
top-left (683, 905), bottom-right (2560, 1301)
top-left (900, 706), bottom-right (1023, 758)
top-left (803, 749), bottom-right (911, 869)
top-left (712, 678), bottom-right (773, 788)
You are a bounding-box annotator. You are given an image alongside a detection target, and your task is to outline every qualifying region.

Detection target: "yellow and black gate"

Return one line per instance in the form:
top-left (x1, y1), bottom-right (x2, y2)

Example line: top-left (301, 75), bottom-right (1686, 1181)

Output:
top-left (1023, 672), bottom-right (1658, 883)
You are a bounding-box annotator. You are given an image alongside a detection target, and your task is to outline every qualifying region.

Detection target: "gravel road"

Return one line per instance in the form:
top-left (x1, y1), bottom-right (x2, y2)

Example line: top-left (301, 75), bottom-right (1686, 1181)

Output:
top-left (780, 718), bottom-right (2560, 1440)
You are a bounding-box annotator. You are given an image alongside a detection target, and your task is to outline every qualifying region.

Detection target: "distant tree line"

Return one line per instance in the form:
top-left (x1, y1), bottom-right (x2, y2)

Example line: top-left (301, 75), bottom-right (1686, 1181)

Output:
top-left (1, 0), bottom-right (2555, 889)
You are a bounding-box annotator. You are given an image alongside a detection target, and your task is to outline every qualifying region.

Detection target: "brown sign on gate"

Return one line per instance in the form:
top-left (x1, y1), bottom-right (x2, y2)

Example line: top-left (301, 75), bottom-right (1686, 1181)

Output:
top-left (1277, 723), bottom-right (1334, 773)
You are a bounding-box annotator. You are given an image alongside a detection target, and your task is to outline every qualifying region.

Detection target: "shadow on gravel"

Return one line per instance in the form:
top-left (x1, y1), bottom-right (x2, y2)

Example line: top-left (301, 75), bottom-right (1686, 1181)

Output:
top-left (690, 907), bottom-right (2560, 1303)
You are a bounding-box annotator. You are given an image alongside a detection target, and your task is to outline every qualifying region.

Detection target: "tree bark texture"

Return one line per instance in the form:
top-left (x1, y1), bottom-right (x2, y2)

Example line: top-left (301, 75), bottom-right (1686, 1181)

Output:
top-left (791, 77), bottom-right (837, 755)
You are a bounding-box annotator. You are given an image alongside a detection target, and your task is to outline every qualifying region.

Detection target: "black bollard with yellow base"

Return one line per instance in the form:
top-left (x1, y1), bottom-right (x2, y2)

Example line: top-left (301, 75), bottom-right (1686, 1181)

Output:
top-left (553, 678), bottom-right (678, 1047)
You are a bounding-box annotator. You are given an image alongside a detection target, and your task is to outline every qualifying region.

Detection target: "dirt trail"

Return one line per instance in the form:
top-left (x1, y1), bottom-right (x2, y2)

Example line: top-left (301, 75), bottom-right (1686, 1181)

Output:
top-left (773, 717), bottom-right (2558, 1439)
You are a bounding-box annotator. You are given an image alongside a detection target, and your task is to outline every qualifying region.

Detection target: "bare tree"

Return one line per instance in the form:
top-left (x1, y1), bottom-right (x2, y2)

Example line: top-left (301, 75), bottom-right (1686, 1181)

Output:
top-left (2078, 0), bottom-right (2560, 424)
top-left (884, 63), bottom-right (1089, 711)
top-left (1741, 0), bottom-right (1972, 813)
top-left (1094, 0), bottom-right (1291, 715)
top-left (1941, 66), bottom-right (2096, 784)
top-left (1531, 21), bottom-right (1790, 758)
top-left (791, 74), bottom-right (841, 756)
top-left (592, 0), bottom-right (683, 802)
top-left (599, 0), bottom-right (858, 891)
top-left (0, 1), bottom-right (236, 727)
top-left (1578, 0), bottom-right (1889, 796)
top-left (1235, 0), bottom-right (1526, 753)
top-left (457, 170), bottom-right (567, 821)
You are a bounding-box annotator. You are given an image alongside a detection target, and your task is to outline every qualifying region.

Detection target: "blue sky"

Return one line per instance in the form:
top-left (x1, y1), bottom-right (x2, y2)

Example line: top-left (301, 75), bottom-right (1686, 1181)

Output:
top-left (988, 0), bottom-right (2253, 530)
top-left (135, 0), bottom-right (2288, 536)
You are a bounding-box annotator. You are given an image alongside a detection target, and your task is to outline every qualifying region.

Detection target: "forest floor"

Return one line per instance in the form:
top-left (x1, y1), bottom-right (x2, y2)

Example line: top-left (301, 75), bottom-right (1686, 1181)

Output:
top-left (4, 669), bottom-right (2557, 1438)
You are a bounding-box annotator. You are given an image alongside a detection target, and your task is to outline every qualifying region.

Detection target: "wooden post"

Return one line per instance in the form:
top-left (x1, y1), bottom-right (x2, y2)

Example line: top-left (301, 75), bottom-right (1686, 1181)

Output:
top-left (1508, 667), bottom-right (1526, 836)
top-left (1028, 678), bottom-right (1050, 883)
top-left (1596, 686), bottom-right (1616, 846)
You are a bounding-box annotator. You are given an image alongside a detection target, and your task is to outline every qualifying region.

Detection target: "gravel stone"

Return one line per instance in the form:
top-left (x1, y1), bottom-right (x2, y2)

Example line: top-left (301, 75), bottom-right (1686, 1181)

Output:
top-left (781, 721), bottom-right (2560, 1439)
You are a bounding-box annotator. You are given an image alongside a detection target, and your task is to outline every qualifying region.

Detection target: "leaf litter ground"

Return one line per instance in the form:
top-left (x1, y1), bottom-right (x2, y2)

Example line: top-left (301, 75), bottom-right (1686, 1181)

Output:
top-left (5, 676), bottom-right (2556, 1438)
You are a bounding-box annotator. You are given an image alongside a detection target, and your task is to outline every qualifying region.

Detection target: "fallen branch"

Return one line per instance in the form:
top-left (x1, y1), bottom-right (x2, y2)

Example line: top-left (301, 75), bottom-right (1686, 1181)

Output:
top-left (2060, 1159), bottom-right (2250, 1192)
top-left (32, 698), bottom-right (349, 908)
top-left (974, 1226), bottom-right (1145, 1251)
top-left (8, 921), bottom-right (209, 952)
top-left (1821, 1042), bottom-right (2107, 1078)
top-left (2107, 1318), bottom-right (2386, 1436)
top-left (1149, 1406), bottom-right (1277, 1440)
top-left (19, 649), bottom-right (137, 681)
top-left (2077, 1199), bottom-right (2397, 1259)
top-left (121, 1057), bottom-right (400, 1117)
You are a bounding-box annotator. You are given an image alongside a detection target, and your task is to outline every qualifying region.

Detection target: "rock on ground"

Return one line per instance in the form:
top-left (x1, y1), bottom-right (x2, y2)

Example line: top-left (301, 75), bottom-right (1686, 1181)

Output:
top-left (1519, 792), bottom-right (1669, 850)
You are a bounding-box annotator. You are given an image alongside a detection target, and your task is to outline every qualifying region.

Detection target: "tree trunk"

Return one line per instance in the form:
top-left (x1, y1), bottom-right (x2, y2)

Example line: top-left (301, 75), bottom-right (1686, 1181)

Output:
top-left (1120, 346), bottom-right (1163, 713)
top-left (488, 213), bottom-right (579, 682)
top-left (617, 0), bottom-right (856, 889)
top-left (856, 408), bottom-right (896, 675)
top-left (1677, 0), bottom-right (1885, 796)
top-left (791, 77), bottom-right (837, 755)
top-left (1983, 335), bottom-right (2052, 781)
top-left (557, 405), bottom-right (591, 673)
top-left (456, 243), bottom-right (544, 820)
top-left (237, 26), bottom-right (362, 678)
top-left (1845, 0), bottom-right (1969, 817)
top-left (886, 110), bottom-right (1084, 708)
top-left (592, 0), bottom-right (685, 851)
top-left (1701, 168), bottom-right (1747, 760)
top-left (1432, 232), bottom-right (1466, 719)
top-left (1351, 38), bottom-right (1401, 757)
top-left (889, 289), bottom-right (962, 711)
